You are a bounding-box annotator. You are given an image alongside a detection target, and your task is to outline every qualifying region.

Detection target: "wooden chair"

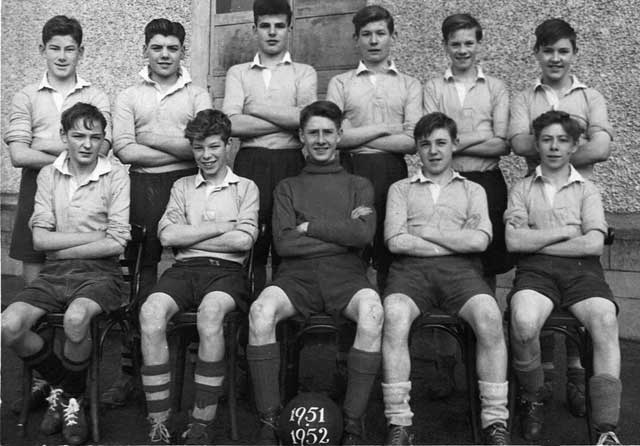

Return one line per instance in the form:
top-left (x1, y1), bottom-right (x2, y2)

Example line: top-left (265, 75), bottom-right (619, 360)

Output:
top-left (506, 227), bottom-right (614, 444)
top-left (18, 224), bottom-right (147, 442)
top-left (410, 310), bottom-right (481, 443)
top-left (166, 245), bottom-right (258, 441)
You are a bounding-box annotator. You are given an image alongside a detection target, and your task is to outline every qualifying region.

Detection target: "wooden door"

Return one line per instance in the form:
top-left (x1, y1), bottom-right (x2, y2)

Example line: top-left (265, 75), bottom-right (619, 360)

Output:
top-left (205, 0), bottom-right (366, 108)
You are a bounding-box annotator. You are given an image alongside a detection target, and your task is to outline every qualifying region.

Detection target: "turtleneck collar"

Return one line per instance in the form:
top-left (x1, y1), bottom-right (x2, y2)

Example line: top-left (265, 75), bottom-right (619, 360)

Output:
top-left (303, 157), bottom-right (343, 174)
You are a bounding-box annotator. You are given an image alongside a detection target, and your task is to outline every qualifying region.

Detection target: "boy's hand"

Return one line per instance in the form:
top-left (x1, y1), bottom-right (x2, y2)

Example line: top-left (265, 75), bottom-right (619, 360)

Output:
top-left (564, 225), bottom-right (583, 239)
top-left (296, 222), bottom-right (309, 234)
top-left (350, 206), bottom-right (373, 219)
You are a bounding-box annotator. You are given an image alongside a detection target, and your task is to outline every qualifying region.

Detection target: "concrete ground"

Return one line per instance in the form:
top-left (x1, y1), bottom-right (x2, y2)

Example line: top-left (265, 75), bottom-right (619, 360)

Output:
top-left (1, 274), bottom-right (639, 445)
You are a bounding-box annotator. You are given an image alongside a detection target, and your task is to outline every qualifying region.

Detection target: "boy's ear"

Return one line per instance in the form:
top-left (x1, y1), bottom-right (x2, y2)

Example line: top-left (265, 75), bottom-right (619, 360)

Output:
top-left (142, 44), bottom-right (148, 57)
top-left (60, 129), bottom-right (68, 144)
top-left (39, 43), bottom-right (45, 55)
top-left (298, 128), bottom-right (305, 144)
top-left (77, 45), bottom-right (85, 59)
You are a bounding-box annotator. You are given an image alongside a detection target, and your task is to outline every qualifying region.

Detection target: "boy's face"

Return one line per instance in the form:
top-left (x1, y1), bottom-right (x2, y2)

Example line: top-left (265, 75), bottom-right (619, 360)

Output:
top-left (417, 128), bottom-right (456, 176)
top-left (144, 34), bottom-right (184, 81)
top-left (39, 35), bottom-right (83, 82)
top-left (354, 20), bottom-right (395, 65)
top-left (535, 38), bottom-right (575, 83)
top-left (444, 28), bottom-right (480, 73)
top-left (192, 134), bottom-right (229, 180)
top-left (61, 119), bottom-right (104, 169)
top-left (254, 15), bottom-right (290, 57)
top-left (300, 116), bottom-right (342, 164)
top-left (536, 123), bottom-right (578, 171)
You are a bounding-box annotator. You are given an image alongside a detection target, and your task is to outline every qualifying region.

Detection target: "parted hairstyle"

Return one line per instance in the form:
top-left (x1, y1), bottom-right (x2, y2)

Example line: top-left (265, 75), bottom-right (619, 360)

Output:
top-left (144, 18), bottom-right (186, 45)
top-left (300, 100), bottom-right (342, 130)
top-left (184, 109), bottom-right (232, 144)
top-left (441, 13), bottom-right (482, 42)
top-left (534, 18), bottom-right (577, 52)
top-left (60, 103), bottom-right (106, 134)
top-left (352, 5), bottom-right (394, 35)
top-left (253, 0), bottom-right (292, 25)
top-left (42, 15), bottom-right (83, 46)
top-left (414, 112), bottom-right (458, 141)
top-left (532, 110), bottom-right (583, 142)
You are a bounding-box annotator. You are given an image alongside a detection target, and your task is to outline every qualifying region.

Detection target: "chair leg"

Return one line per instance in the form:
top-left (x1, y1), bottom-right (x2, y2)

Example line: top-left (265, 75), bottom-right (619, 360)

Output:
top-left (18, 364), bottom-right (32, 437)
top-left (582, 330), bottom-right (595, 444)
top-left (90, 319), bottom-right (100, 442)
top-left (172, 332), bottom-right (187, 413)
top-left (464, 326), bottom-right (481, 443)
top-left (227, 317), bottom-right (239, 441)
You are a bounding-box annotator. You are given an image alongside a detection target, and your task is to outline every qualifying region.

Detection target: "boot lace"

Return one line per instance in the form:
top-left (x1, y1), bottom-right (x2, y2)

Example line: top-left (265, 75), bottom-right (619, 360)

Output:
top-left (596, 431), bottom-right (621, 445)
top-left (148, 416), bottom-right (171, 444)
top-left (46, 388), bottom-right (64, 410)
top-left (62, 397), bottom-right (80, 426)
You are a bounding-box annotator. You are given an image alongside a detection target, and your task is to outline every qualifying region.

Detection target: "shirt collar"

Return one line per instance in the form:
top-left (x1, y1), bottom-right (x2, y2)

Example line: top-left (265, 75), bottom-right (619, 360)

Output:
top-left (250, 51), bottom-right (293, 69)
top-left (444, 65), bottom-right (485, 81)
top-left (138, 65), bottom-right (192, 90)
top-left (52, 152), bottom-right (112, 180)
top-left (534, 75), bottom-right (587, 93)
top-left (356, 60), bottom-right (399, 75)
top-left (38, 72), bottom-right (91, 92)
top-left (410, 168), bottom-right (464, 184)
top-left (194, 166), bottom-right (240, 189)
top-left (534, 164), bottom-right (584, 185)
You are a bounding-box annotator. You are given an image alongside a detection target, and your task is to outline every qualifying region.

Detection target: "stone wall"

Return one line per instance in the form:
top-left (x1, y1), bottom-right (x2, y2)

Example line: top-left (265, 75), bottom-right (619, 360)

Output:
top-left (375, 0), bottom-right (640, 212)
top-left (1, 0), bottom-right (193, 193)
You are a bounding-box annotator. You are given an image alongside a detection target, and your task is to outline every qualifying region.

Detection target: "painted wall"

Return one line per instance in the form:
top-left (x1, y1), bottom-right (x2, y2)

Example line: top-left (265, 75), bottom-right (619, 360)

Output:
top-left (2, 0), bottom-right (639, 212)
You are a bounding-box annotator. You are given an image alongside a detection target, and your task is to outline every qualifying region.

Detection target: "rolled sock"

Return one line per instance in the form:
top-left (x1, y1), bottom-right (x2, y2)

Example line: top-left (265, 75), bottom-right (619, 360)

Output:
top-left (343, 348), bottom-right (381, 421)
top-left (478, 380), bottom-right (509, 429)
top-left (247, 343), bottom-right (280, 414)
top-left (21, 341), bottom-right (67, 387)
top-left (540, 332), bottom-right (555, 364)
top-left (514, 355), bottom-right (544, 400)
top-left (61, 356), bottom-right (90, 397)
top-left (590, 374), bottom-right (621, 432)
top-left (382, 381), bottom-right (413, 427)
top-left (567, 366), bottom-right (585, 385)
top-left (193, 359), bottom-right (226, 422)
top-left (142, 363), bottom-right (171, 421)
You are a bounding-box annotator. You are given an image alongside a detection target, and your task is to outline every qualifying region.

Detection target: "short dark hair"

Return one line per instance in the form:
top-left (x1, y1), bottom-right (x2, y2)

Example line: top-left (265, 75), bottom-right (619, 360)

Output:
top-left (442, 13), bottom-right (482, 42)
top-left (253, 0), bottom-right (292, 26)
top-left (414, 112), bottom-right (458, 141)
top-left (60, 103), bottom-right (106, 134)
top-left (42, 15), bottom-right (83, 46)
top-left (534, 18), bottom-right (577, 52)
top-left (185, 109), bottom-right (232, 144)
top-left (300, 101), bottom-right (342, 130)
top-left (532, 110), bottom-right (583, 142)
top-left (352, 5), bottom-right (394, 36)
top-left (144, 18), bottom-right (186, 45)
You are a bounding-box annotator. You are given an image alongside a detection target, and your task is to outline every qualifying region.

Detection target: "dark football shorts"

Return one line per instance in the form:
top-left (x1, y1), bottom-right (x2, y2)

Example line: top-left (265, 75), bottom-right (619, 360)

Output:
top-left (384, 255), bottom-right (494, 315)
top-left (508, 254), bottom-right (617, 311)
top-left (147, 257), bottom-right (249, 312)
top-left (15, 259), bottom-right (124, 313)
top-left (272, 253), bottom-right (376, 320)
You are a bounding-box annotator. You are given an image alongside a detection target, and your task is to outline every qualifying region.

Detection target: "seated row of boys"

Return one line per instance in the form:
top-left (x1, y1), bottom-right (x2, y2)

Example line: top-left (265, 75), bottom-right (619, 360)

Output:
top-left (2, 100), bottom-right (621, 446)
top-left (2, 1), bottom-right (617, 445)
top-left (5, 2), bottom-right (613, 424)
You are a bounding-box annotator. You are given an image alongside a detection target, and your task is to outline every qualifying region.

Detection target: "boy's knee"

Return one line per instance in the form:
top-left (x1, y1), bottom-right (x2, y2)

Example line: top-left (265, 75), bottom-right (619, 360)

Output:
top-left (139, 298), bottom-right (168, 337)
top-left (249, 298), bottom-right (277, 335)
top-left (197, 302), bottom-right (226, 339)
top-left (511, 310), bottom-right (541, 345)
top-left (1, 311), bottom-right (27, 346)
top-left (64, 305), bottom-right (92, 342)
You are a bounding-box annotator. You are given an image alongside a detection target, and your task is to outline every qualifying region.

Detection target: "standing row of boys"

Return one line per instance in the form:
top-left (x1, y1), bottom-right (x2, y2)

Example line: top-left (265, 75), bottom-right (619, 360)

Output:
top-left (1, 1), bottom-right (621, 445)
